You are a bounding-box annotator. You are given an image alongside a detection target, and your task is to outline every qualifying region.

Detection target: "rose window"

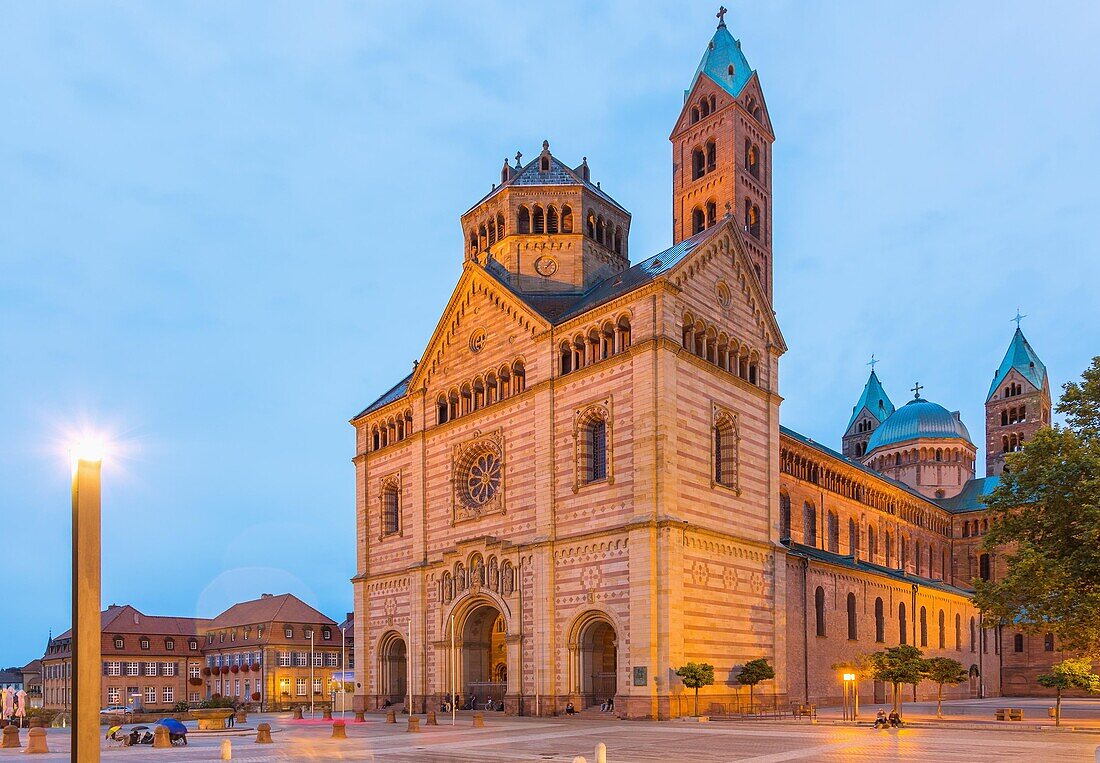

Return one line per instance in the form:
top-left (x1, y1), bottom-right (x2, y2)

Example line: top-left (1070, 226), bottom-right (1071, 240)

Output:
top-left (463, 451), bottom-right (501, 506)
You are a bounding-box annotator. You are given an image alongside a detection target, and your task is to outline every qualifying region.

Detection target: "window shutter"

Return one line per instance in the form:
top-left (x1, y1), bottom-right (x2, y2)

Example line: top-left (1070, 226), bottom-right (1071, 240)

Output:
top-left (102, 661), bottom-right (108, 676)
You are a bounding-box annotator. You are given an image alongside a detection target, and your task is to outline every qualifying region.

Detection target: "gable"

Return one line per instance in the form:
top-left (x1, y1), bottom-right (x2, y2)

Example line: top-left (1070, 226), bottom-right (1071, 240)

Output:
top-left (666, 218), bottom-right (785, 353)
top-left (413, 263), bottom-right (549, 396)
top-left (737, 73), bottom-right (774, 138)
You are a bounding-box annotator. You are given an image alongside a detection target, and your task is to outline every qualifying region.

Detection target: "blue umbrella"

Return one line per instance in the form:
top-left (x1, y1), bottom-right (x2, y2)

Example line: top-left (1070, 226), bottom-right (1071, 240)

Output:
top-left (156, 718), bottom-right (187, 735)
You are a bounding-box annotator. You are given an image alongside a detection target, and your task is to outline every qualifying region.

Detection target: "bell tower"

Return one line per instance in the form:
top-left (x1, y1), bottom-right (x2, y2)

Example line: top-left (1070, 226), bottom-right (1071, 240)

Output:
top-left (985, 319), bottom-right (1051, 476)
top-left (670, 8), bottom-right (775, 301)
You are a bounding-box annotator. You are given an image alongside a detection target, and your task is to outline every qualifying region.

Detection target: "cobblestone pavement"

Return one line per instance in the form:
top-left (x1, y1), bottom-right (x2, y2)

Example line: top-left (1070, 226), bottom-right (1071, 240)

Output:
top-left (2, 709), bottom-right (1099, 762)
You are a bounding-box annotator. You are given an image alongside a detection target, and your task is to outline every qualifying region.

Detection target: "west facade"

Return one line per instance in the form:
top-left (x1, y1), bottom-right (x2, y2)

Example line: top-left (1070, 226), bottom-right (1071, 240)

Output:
top-left (351, 17), bottom-right (1050, 718)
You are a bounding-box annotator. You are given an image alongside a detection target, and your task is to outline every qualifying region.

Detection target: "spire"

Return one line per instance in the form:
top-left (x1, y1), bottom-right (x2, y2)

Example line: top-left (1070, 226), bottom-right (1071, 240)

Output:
top-left (846, 368), bottom-right (895, 431)
top-left (687, 13), bottom-right (754, 100)
top-left (987, 327), bottom-right (1048, 401)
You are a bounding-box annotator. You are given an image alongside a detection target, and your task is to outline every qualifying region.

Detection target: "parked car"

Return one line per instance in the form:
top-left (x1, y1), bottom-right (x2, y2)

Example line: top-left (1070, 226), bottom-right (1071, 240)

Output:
top-left (100, 705), bottom-right (131, 716)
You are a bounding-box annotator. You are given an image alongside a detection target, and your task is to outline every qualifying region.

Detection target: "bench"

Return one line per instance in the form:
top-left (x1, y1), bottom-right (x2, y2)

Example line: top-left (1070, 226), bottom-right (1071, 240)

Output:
top-left (994, 708), bottom-right (1023, 721)
top-left (793, 704), bottom-right (816, 719)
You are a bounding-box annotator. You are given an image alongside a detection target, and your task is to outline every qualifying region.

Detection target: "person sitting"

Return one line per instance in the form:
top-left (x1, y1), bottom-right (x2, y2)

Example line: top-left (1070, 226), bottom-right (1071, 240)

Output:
top-left (485, 697), bottom-right (494, 711)
top-left (600, 699), bottom-right (608, 712)
top-left (873, 709), bottom-right (889, 729)
top-left (606, 698), bottom-right (614, 712)
top-left (887, 709), bottom-right (903, 728)
top-left (565, 701), bottom-right (576, 716)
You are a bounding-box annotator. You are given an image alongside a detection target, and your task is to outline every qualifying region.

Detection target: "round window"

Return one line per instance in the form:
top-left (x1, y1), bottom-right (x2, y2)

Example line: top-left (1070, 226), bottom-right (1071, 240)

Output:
top-left (463, 451), bottom-right (502, 506)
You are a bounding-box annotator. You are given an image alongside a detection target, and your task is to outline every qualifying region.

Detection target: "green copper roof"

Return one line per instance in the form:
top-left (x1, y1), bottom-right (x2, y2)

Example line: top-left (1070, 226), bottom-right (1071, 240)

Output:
top-left (688, 22), bottom-right (754, 100)
top-left (936, 476), bottom-right (1001, 514)
top-left (846, 369), bottom-right (895, 431)
top-left (865, 397), bottom-right (972, 453)
top-left (987, 328), bottom-right (1047, 402)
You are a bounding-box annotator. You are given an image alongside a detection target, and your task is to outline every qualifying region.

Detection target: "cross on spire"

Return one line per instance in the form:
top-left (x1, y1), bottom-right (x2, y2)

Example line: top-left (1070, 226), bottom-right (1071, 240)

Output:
top-left (716, 5), bottom-right (728, 27)
top-left (1011, 308), bottom-right (1027, 329)
top-left (867, 354), bottom-right (879, 372)
top-left (911, 382), bottom-right (923, 399)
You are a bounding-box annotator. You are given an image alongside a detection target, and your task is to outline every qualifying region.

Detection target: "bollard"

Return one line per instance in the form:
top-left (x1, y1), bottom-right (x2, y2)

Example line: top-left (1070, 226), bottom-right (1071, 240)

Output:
top-left (332, 720), bottom-right (346, 739)
top-left (322, 708), bottom-right (332, 720)
top-left (386, 710), bottom-right (396, 724)
top-left (426, 710), bottom-right (438, 726)
top-left (1, 725), bottom-right (20, 749)
top-left (407, 716), bottom-right (421, 733)
top-left (153, 724), bottom-right (172, 748)
top-left (292, 706), bottom-right (303, 720)
top-left (354, 711), bottom-right (365, 723)
top-left (472, 712), bottom-right (485, 728)
top-left (255, 722), bottom-right (273, 744)
top-left (595, 741), bottom-right (607, 763)
top-left (25, 728), bottom-right (49, 754)
top-left (235, 710), bottom-right (247, 724)
top-left (221, 738), bottom-right (232, 760)
top-left (28, 717), bottom-right (44, 729)
top-left (572, 757), bottom-right (588, 763)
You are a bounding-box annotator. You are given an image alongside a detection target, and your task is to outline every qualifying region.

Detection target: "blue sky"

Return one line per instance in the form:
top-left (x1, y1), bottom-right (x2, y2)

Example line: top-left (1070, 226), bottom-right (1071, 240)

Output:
top-left (2, 2), bottom-right (1098, 665)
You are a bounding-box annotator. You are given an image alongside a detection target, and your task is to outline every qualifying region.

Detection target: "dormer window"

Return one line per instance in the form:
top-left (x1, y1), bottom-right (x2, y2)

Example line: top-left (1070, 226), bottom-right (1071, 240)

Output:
top-left (540, 156), bottom-right (550, 172)
top-left (140, 638), bottom-right (150, 650)
top-left (189, 640), bottom-right (198, 651)
top-left (727, 64), bottom-right (735, 76)
top-left (114, 637), bottom-right (124, 650)
top-left (285, 627), bottom-right (293, 639)
top-left (165, 638), bottom-right (175, 651)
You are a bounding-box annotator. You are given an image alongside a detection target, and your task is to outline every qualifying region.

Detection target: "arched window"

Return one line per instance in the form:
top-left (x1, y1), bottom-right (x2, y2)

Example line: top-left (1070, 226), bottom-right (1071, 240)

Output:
top-left (1044, 633), bottom-right (1055, 652)
top-left (559, 341), bottom-right (573, 375)
top-left (692, 207), bottom-right (706, 235)
top-left (692, 148), bottom-right (706, 180)
top-left (779, 492), bottom-right (791, 540)
top-left (518, 206), bottom-right (531, 234)
top-left (496, 212), bottom-right (505, 238)
top-left (803, 501), bottom-right (817, 546)
top-left (713, 413), bottom-right (737, 487)
top-left (874, 597), bottom-right (885, 643)
top-left (915, 540), bottom-right (922, 576)
top-left (1013, 633), bottom-right (1024, 653)
top-left (700, 98), bottom-right (710, 118)
top-left (437, 395), bottom-right (449, 425)
top-left (745, 140), bottom-right (760, 178)
top-left (938, 610), bottom-right (946, 649)
top-left (744, 200), bottom-right (760, 238)
top-left (705, 139), bottom-right (716, 172)
top-left (381, 482), bottom-right (400, 536)
top-left (511, 360), bottom-right (525, 394)
top-left (587, 212), bottom-right (596, 238)
top-left (614, 226), bottom-right (623, 255)
top-left (885, 530), bottom-right (893, 567)
top-left (691, 106), bottom-right (699, 123)
top-left (920, 606), bottom-right (928, 647)
top-left (596, 215), bottom-right (606, 245)
top-left (583, 417), bottom-right (608, 483)
top-left (979, 553), bottom-right (991, 581)
top-left (969, 617), bottom-right (976, 653)
top-left (547, 206), bottom-right (559, 233)
top-left (827, 511), bottom-right (839, 553)
top-left (954, 613), bottom-right (961, 651)
top-left (899, 602), bottom-right (907, 645)
top-left (867, 525), bottom-right (877, 561)
top-left (533, 205), bottom-right (545, 234)
top-left (617, 315), bottom-right (631, 351)
top-left (705, 200), bottom-right (717, 228)
top-left (561, 205), bottom-right (573, 233)
top-left (846, 592), bottom-right (857, 640)
top-left (848, 518), bottom-right (859, 556)
top-left (814, 586), bottom-right (826, 637)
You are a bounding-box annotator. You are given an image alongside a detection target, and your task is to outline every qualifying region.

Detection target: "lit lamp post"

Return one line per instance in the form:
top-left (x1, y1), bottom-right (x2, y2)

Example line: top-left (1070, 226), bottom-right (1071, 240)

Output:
top-left (308, 630), bottom-right (315, 719)
top-left (71, 440), bottom-right (103, 763)
top-left (842, 673), bottom-right (856, 722)
top-left (340, 626), bottom-right (346, 719)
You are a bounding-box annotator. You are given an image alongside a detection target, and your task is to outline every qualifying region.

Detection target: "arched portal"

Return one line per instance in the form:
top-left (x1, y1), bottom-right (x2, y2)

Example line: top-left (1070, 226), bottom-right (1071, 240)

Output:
top-left (378, 631), bottom-right (407, 706)
top-left (459, 603), bottom-right (507, 708)
top-left (574, 613), bottom-right (618, 709)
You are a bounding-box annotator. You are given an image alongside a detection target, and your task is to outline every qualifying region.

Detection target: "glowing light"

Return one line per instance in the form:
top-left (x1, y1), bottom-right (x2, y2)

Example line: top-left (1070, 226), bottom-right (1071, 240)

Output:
top-left (70, 435), bottom-right (106, 473)
top-left (843, 673), bottom-right (856, 682)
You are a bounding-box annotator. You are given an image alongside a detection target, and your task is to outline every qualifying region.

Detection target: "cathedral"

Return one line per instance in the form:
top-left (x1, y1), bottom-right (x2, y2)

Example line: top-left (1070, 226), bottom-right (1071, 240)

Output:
top-left (350, 14), bottom-right (1059, 719)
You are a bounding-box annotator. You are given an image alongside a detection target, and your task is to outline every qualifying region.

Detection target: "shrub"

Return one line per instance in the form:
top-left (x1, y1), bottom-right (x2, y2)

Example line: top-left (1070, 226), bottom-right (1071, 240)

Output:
top-left (199, 696), bottom-right (235, 710)
top-left (172, 701), bottom-right (190, 714)
top-left (251, 692), bottom-right (261, 702)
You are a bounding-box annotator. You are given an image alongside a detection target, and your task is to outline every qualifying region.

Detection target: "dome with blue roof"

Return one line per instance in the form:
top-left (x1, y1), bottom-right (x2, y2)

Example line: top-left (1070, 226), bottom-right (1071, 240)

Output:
top-left (865, 397), bottom-right (972, 453)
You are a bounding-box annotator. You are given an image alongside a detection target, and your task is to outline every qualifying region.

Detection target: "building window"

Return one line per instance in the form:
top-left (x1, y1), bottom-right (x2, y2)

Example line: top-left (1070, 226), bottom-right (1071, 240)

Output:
top-left (279, 652), bottom-right (291, 667)
top-left (107, 687), bottom-right (119, 704)
top-left (322, 627), bottom-right (332, 641)
top-left (1013, 633), bottom-right (1024, 653)
top-left (145, 663), bottom-right (158, 676)
top-left (814, 586), bottom-right (826, 637)
top-left (165, 638), bottom-right (175, 651)
top-left (140, 639), bottom-right (150, 650)
top-left (705, 139), bottom-right (716, 172)
top-left (126, 662), bottom-right (139, 677)
top-left (827, 511), bottom-right (839, 553)
top-left (381, 479), bottom-right (400, 536)
top-left (955, 613), bottom-right (962, 651)
top-left (163, 687), bottom-right (173, 703)
top-left (285, 627), bottom-right (293, 639)
top-left (848, 518), bottom-right (859, 556)
top-left (114, 638), bottom-right (124, 650)
top-left (189, 665), bottom-right (200, 679)
top-left (162, 662), bottom-right (175, 676)
top-left (313, 678), bottom-right (322, 695)
top-left (296, 678), bottom-right (306, 697)
top-left (325, 652), bottom-right (338, 667)
top-left (874, 597), bottom-right (885, 643)
top-left (517, 206), bottom-right (531, 234)
top-left (919, 606), bottom-right (928, 647)
top-left (108, 662), bottom-right (121, 677)
top-left (145, 687), bottom-right (157, 705)
top-left (779, 492), bottom-right (791, 540)
top-left (979, 553), bottom-right (991, 581)
top-left (313, 653), bottom-right (323, 667)
top-left (692, 147), bottom-right (705, 180)
top-left (938, 610), bottom-right (946, 649)
top-left (691, 206), bottom-right (705, 235)
top-left (867, 525), bottom-right (877, 562)
top-left (713, 411), bottom-right (738, 488)
top-left (1044, 633), bottom-right (1055, 652)
top-left (803, 501), bottom-right (817, 546)
top-left (575, 405), bottom-right (611, 488)
top-left (899, 602), bottom-right (907, 645)
top-left (846, 592), bottom-right (857, 640)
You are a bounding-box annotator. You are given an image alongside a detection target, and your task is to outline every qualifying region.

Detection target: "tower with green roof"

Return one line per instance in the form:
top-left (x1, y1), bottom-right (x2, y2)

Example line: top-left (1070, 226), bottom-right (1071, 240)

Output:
top-left (985, 326), bottom-right (1051, 476)
top-left (842, 368), bottom-right (895, 458)
top-left (669, 8), bottom-right (775, 301)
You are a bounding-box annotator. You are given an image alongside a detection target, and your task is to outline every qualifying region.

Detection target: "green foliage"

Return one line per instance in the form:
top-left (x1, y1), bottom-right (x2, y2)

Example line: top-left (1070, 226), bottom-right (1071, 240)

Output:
top-left (832, 653), bottom-right (875, 680)
top-left (676, 662), bottom-right (715, 716)
top-left (924, 657), bottom-right (967, 687)
top-left (736, 658), bottom-right (775, 687)
top-left (172, 700), bottom-right (190, 714)
top-left (1037, 657), bottom-right (1100, 693)
top-left (976, 357), bottom-right (1100, 656)
top-left (198, 695), bottom-right (235, 709)
top-left (868, 645), bottom-right (925, 712)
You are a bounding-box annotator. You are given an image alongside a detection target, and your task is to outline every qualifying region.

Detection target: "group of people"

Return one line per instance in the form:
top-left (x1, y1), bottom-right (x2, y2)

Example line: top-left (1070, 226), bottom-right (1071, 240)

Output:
top-left (437, 694), bottom-right (503, 713)
top-left (564, 698), bottom-right (614, 716)
top-left (872, 708), bottom-right (903, 729)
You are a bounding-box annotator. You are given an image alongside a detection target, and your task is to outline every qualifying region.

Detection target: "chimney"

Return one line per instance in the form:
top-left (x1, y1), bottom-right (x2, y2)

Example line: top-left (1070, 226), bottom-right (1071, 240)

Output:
top-left (261, 593), bottom-right (273, 599)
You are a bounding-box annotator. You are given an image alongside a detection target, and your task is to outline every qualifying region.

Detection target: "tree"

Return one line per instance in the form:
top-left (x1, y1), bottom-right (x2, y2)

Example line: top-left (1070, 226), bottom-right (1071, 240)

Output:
top-left (868, 645), bottom-right (925, 714)
top-left (735, 658), bottom-right (775, 712)
top-left (924, 657), bottom-right (967, 719)
top-left (675, 662), bottom-right (714, 717)
top-left (832, 653), bottom-right (875, 718)
top-left (1037, 657), bottom-right (1100, 726)
top-left (975, 357), bottom-right (1100, 657)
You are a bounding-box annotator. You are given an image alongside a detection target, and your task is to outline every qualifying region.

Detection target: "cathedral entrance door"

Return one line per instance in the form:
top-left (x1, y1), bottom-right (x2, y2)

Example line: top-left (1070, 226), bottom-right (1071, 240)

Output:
top-left (577, 616), bottom-right (617, 709)
top-left (460, 603), bottom-right (507, 709)
top-left (378, 631), bottom-right (407, 706)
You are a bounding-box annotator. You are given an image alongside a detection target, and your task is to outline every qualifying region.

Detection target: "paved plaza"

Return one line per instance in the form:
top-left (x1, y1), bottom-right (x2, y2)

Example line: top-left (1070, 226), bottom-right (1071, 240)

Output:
top-left (4, 700), bottom-right (1100, 762)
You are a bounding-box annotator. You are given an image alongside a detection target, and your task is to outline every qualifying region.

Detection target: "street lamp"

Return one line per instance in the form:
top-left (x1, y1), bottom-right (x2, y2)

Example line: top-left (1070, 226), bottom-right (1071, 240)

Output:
top-left (340, 626), bottom-right (346, 719)
top-left (842, 673), bottom-right (856, 722)
top-left (71, 439), bottom-right (103, 763)
top-left (308, 630), bottom-right (315, 719)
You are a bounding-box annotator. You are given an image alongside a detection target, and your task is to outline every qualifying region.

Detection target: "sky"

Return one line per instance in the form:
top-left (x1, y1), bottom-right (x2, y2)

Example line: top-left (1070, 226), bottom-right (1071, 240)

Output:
top-left (2, 1), bottom-right (1099, 666)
